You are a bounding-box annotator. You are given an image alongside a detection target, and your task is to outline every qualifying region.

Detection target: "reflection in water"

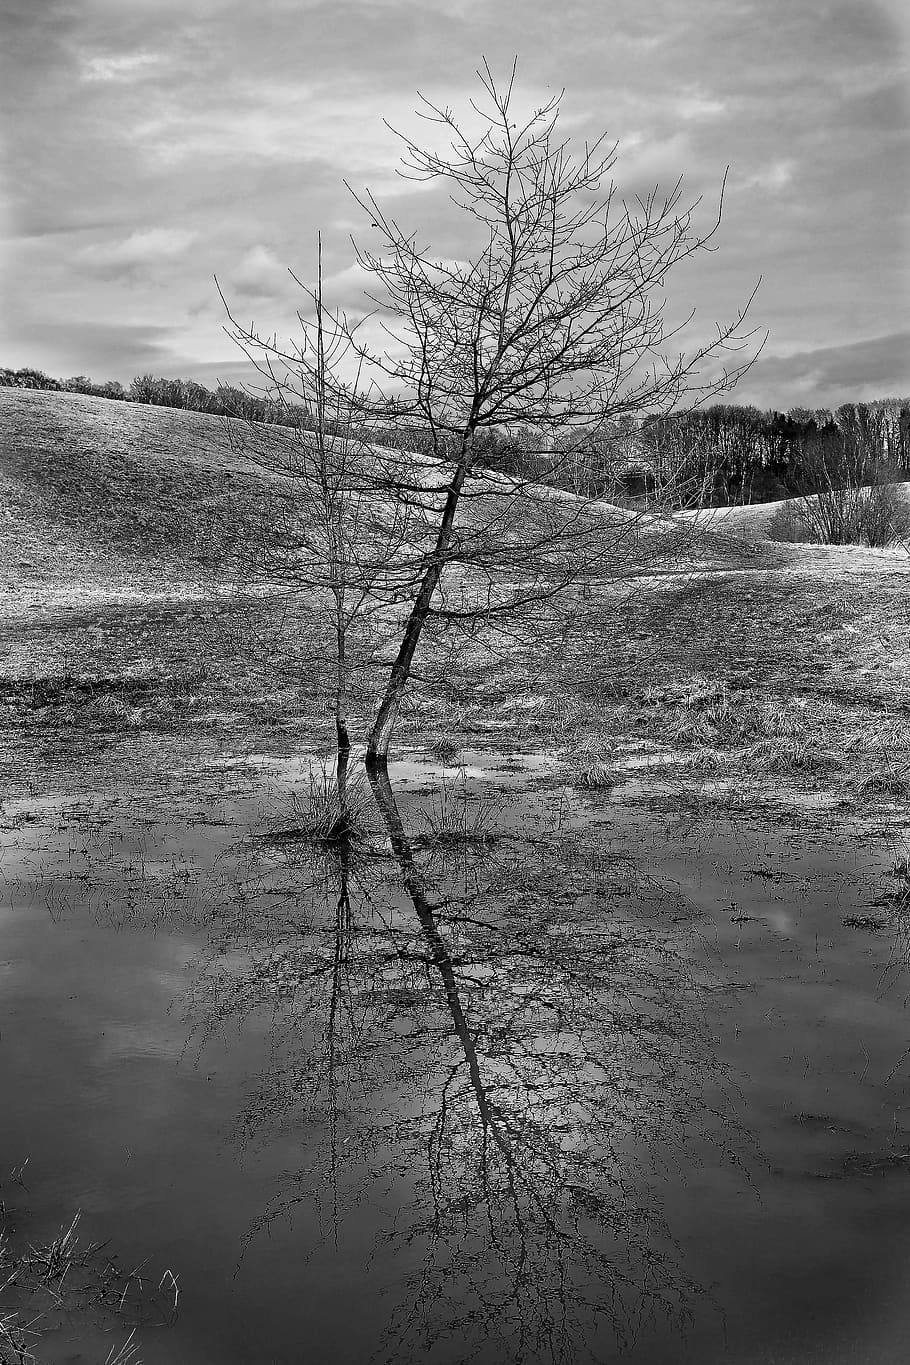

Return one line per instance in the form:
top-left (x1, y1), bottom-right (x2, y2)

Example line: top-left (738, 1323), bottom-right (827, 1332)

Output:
top-left (6, 768), bottom-right (910, 1362)
top-left (182, 765), bottom-right (735, 1363)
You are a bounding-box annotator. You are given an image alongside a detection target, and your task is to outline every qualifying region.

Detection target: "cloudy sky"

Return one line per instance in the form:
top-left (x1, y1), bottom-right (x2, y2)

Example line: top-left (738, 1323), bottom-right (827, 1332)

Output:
top-left (1, 0), bottom-right (908, 411)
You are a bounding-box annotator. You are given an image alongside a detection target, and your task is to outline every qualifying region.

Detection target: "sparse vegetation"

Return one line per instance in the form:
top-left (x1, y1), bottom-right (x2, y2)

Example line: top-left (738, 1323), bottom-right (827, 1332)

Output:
top-left (768, 477), bottom-right (910, 548)
top-left (569, 740), bottom-right (615, 790)
top-left (0, 1199), bottom-right (175, 1365)
top-left (414, 772), bottom-right (500, 848)
top-left (269, 764), bottom-right (374, 845)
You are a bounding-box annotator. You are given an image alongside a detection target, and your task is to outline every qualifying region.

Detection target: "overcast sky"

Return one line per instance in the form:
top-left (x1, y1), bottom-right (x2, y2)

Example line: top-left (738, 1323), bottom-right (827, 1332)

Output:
top-left (2, 0), bottom-right (908, 412)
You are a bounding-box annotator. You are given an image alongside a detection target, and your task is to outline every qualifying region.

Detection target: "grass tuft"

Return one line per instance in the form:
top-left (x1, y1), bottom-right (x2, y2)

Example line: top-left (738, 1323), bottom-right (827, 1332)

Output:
top-left (745, 736), bottom-right (818, 773)
top-left (269, 765), bottom-right (374, 846)
top-left (429, 735), bottom-right (461, 766)
top-left (568, 739), bottom-right (614, 790)
top-left (854, 768), bottom-right (910, 800)
top-left (415, 772), bottom-right (500, 848)
top-left (24, 1212), bottom-right (86, 1283)
top-left (679, 678), bottom-right (730, 709)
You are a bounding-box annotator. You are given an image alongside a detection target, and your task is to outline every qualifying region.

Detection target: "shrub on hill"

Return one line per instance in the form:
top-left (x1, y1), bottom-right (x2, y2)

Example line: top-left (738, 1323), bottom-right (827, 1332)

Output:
top-left (0, 366), bottom-right (64, 391)
top-left (65, 376), bottom-right (127, 400)
top-left (768, 479), bottom-right (910, 548)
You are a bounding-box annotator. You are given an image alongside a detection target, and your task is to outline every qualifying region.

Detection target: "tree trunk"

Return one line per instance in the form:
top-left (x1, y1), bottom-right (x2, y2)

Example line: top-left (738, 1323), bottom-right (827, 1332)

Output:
top-left (366, 455), bottom-right (469, 765)
top-left (335, 606), bottom-right (351, 758)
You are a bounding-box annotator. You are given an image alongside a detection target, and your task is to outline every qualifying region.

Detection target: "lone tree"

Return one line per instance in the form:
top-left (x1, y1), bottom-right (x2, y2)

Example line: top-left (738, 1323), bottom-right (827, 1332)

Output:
top-left (223, 61), bottom-right (759, 766)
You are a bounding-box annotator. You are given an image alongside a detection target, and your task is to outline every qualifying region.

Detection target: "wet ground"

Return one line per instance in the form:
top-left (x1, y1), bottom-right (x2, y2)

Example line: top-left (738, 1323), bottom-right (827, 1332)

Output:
top-left (2, 744), bottom-right (909, 1364)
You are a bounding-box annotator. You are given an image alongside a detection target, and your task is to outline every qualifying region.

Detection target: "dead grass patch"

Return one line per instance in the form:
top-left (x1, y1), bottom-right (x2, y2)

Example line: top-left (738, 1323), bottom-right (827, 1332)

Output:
top-left (854, 769), bottom-right (910, 801)
top-left (267, 765), bottom-right (375, 846)
top-left (414, 772), bottom-right (501, 848)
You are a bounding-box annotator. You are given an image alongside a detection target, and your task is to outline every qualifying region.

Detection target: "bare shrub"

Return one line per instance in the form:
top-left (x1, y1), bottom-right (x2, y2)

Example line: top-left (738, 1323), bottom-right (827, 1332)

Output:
top-left (768, 477), bottom-right (910, 549)
top-left (766, 500), bottom-right (813, 543)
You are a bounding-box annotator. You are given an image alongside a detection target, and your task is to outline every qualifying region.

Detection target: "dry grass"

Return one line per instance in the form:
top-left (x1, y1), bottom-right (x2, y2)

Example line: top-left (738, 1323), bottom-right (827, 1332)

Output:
top-left (0, 1198), bottom-right (178, 1365)
top-left (429, 735), bottom-right (462, 766)
top-left (24, 1212), bottom-right (87, 1283)
top-left (3, 387), bottom-right (909, 829)
top-left (854, 768), bottom-right (910, 800)
top-left (268, 765), bottom-right (375, 846)
top-left (414, 772), bottom-right (500, 848)
top-left (566, 738), bottom-right (615, 790)
top-left (0, 388), bottom-right (292, 576)
top-left (104, 1329), bottom-right (142, 1365)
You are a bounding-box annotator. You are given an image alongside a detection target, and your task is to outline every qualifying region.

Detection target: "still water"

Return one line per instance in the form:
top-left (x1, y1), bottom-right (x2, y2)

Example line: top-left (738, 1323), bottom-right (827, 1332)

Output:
top-left (2, 751), bottom-right (909, 1363)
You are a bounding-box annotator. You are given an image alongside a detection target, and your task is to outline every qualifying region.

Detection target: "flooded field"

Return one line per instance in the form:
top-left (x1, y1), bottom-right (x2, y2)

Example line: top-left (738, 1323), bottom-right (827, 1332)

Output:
top-left (3, 743), bottom-right (909, 1364)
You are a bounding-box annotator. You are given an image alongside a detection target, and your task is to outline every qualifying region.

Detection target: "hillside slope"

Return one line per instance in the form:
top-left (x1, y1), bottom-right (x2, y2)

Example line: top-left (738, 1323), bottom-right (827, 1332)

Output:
top-left (5, 391), bottom-right (909, 591)
top-left (1, 389), bottom-right (771, 610)
top-left (0, 388), bottom-right (302, 591)
top-left (1, 388), bottom-right (908, 805)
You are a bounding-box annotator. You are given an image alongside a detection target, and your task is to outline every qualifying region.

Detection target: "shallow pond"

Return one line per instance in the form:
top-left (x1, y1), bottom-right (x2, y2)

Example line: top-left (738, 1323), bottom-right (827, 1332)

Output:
top-left (1, 750), bottom-right (909, 1364)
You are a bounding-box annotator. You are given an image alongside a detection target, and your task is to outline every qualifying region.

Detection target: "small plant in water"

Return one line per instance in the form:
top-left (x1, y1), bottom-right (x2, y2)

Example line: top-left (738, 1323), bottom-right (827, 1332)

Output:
top-left (430, 735), bottom-right (461, 766)
top-left (25, 1212), bottom-right (87, 1283)
top-left (415, 771), bottom-right (500, 848)
top-left (569, 738), bottom-right (613, 790)
top-left (272, 764), bottom-right (373, 845)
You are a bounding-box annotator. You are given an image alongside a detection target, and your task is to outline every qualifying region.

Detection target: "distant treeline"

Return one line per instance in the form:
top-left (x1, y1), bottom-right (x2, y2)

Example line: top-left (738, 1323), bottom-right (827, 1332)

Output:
top-left (2, 365), bottom-right (908, 506)
top-left (0, 366), bottom-right (291, 425)
top-left (639, 400), bottom-right (910, 505)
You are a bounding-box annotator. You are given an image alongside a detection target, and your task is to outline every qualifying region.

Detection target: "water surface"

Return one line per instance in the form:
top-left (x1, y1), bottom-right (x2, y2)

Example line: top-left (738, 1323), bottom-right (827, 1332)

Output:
top-left (1, 751), bottom-right (909, 1363)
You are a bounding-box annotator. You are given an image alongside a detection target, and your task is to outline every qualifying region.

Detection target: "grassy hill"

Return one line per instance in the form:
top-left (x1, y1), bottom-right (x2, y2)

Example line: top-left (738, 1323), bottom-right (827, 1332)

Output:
top-left (1, 387), bottom-right (909, 818)
top-left (0, 387), bottom-right (300, 583)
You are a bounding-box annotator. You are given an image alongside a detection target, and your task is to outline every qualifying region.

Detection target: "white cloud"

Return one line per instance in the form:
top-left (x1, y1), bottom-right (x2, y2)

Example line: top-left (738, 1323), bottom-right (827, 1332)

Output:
top-left (129, 74), bottom-right (564, 193)
top-left (80, 51), bottom-right (161, 83)
top-left (613, 130), bottom-right (695, 187)
top-left (675, 89), bottom-right (727, 121)
top-left (229, 244), bottom-right (291, 299)
top-left (740, 160), bottom-right (796, 193)
top-left (80, 228), bottom-right (198, 269)
top-left (322, 260), bottom-right (375, 297)
top-left (131, 85), bottom-right (416, 178)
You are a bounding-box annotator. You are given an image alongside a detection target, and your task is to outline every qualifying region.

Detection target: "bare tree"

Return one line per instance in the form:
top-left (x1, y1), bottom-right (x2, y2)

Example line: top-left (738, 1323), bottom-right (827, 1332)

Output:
top-left (223, 61), bottom-right (761, 765)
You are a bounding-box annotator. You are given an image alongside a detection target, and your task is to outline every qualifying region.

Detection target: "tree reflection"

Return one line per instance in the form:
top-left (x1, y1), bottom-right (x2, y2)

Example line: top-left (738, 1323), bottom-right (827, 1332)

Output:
top-left (188, 766), bottom-right (732, 1363)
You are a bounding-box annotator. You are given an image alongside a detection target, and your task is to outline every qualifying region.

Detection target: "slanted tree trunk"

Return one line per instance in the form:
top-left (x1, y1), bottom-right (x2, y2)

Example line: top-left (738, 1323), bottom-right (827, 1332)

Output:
top-left (366, 454), bottom-right (470, 765)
